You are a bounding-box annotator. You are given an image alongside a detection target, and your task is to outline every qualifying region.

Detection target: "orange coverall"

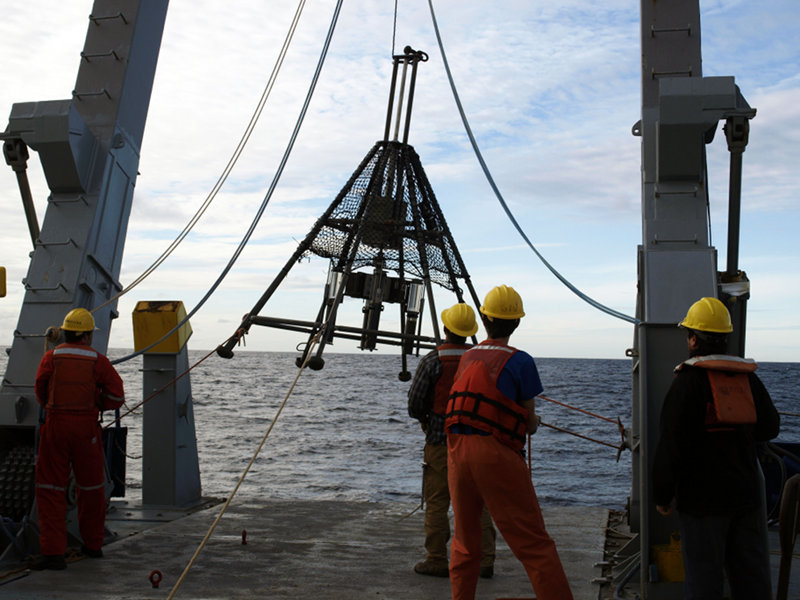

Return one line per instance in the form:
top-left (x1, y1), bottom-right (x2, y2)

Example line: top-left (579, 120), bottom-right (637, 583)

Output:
top-left (34, 343), bottom-right (124, 556)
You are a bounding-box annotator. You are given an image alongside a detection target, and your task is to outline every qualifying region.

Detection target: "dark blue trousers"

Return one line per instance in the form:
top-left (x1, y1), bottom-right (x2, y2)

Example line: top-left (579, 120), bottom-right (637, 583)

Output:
top-left (678, 508), bottom-right (771, 600)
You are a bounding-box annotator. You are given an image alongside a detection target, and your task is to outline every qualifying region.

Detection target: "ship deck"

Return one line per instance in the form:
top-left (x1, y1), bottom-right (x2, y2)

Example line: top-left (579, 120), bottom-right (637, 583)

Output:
top-left (2, 497), bottom-right (798, 599)
top-left (3, 498), bottom-right (608, 599)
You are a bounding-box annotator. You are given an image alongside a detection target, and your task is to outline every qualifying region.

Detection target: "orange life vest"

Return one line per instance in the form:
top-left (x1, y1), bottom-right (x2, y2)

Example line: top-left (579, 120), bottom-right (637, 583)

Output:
top-left (679, 355), bottom-right (758, 430)
top-left (445, 343), bottom-right (529, 451)
top-left (46, 344), bottom-right (100, 413)
top-left (432, 343), bottom-right (471, 416)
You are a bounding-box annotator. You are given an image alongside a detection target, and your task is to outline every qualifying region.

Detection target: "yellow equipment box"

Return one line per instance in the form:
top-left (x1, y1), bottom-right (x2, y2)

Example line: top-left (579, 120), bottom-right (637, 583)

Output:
top-left (132, 301), bottom-right (192, 353)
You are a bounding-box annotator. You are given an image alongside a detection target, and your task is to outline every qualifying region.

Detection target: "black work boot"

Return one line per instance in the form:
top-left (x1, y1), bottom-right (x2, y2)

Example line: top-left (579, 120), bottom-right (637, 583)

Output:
top-left (80, 545), bottom-right (103, 558)
top-left (30, 554), bottom-right (67, 570)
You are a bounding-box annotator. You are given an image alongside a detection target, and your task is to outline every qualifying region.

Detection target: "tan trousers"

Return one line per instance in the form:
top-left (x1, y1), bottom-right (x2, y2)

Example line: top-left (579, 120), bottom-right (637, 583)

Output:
top-left (422, 443), bottom-right (495, 567)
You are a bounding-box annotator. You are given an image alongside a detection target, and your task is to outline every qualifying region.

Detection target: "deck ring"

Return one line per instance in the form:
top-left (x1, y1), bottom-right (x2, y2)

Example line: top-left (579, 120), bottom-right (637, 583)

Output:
top-left (149, 569), bottom-right (163, 588)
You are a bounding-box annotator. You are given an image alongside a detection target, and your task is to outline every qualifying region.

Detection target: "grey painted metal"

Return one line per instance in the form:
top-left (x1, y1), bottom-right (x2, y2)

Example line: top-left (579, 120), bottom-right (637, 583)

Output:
top-left (633, 1), bottom-right (756, 597)
top-left (141, 348), bottom-right (202, 507)
top-left (0, 1), bottom-right (168, 438)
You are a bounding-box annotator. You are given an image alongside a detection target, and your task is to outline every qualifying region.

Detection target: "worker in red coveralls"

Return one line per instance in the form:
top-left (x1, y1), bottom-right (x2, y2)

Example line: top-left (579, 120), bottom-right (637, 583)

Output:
top-left (30, 308), bottom-right (124, 570)
top-left (445, 285), bottom-right (573, 600)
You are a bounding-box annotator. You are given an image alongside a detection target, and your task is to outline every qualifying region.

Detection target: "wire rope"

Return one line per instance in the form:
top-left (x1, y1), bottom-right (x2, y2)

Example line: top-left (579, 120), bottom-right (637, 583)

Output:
top-left (110, 0), bottom-right (345, 365)
top-left (93, 0), bottom-right (308, 315)
top-left (426, 0), bottom-right (637, 325)
top-left (392, 0), bottom-right (398, 56)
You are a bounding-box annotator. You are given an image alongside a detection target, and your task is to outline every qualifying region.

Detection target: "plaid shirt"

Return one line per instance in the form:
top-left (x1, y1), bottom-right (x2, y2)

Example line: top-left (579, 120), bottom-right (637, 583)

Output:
top-left (407, 348), bottom-right (448, 445)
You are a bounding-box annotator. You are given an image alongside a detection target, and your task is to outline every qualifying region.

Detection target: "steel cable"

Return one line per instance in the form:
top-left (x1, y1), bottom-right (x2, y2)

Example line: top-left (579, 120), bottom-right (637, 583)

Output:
top-left (426, 0), bottom-right (637, 325)
top-left (109, 0), bottom-right (344, 365)
top-left (92, 0), bottom-right (308, 315)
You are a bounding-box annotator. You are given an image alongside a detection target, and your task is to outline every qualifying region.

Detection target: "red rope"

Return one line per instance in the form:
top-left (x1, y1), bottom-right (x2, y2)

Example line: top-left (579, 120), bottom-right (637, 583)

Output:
top-left (540, 420), bottom-right (622, 450)
top-left (103, 336), bottom-right (237, 430)
top-left (537, 394), bottom-right (618, 424)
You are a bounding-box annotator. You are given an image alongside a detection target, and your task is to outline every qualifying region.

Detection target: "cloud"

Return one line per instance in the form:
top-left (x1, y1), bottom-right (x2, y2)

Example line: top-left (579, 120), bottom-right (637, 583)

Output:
top-left (0, 1), bottom-right (798, 362)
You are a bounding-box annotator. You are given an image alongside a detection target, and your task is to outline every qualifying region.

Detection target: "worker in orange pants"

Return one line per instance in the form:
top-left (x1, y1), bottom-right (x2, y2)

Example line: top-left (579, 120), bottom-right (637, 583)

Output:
top-left (445, 285), bottom-right (572, 599)
top-left (448, 434), bottom-right (572, 599)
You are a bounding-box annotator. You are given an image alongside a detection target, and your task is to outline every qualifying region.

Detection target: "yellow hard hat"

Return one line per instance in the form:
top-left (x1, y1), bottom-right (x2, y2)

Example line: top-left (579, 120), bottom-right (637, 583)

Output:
top-left (61, 308), bottom-right (96, 332)
top-left (441, 303), bottom-right (478, 337)
top-left (480, 285), bottom-right (525, 320)
top-left (679, 297), bottom-right (733, 333)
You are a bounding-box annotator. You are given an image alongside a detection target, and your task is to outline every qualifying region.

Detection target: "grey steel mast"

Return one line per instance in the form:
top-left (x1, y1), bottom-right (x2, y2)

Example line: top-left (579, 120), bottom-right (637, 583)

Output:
top-left (0, 0), bottom-right (169, 519)
top-left (630, 1), bottom-right (755, 597)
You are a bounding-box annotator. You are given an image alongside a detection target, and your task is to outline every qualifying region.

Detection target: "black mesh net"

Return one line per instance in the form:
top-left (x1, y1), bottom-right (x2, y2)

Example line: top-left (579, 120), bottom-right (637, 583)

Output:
top-left (308, 141), bottom-right (466, 291)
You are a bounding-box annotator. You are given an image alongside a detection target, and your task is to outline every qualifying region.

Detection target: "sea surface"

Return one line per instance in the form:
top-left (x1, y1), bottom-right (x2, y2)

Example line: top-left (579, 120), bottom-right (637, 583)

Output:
top-left (4, 350), bottom-right (798, 510)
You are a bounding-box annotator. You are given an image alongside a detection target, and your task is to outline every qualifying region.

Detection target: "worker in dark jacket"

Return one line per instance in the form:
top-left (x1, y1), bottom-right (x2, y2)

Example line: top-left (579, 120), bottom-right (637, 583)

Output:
top-left (31, 308), bottom-right (125, 570)
top-left (653, 296), bottom-right (780, 599)
top-left (408, 303), bottom-right (496, 578)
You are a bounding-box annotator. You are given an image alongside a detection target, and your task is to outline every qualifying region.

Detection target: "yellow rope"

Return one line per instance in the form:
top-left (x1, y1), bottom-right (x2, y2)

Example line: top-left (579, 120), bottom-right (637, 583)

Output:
top-left (165, 336), bottom-right (318, 599)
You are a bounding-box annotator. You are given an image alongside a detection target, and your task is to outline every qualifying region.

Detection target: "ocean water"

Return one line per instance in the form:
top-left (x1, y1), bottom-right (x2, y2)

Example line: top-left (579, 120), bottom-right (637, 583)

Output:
top-left (3, 350), bottom-right (798, 511)
top-left (108, 350), bottom-right (799, 511)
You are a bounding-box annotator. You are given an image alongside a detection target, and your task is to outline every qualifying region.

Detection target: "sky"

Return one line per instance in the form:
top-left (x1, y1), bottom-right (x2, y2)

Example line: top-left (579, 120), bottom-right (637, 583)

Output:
top-left (0, 0), bottom-right (798, 362)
